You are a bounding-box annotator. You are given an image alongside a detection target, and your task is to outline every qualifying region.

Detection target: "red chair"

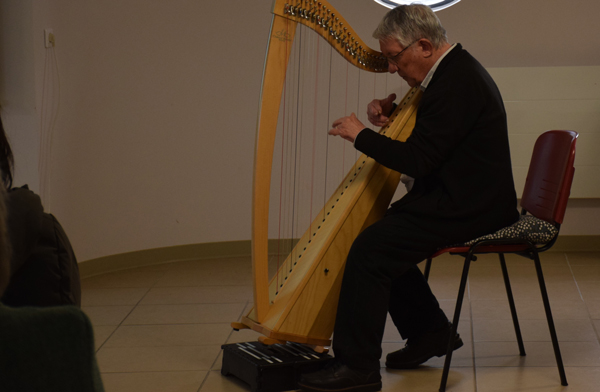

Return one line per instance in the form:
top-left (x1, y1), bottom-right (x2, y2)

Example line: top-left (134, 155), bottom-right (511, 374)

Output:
top-left (424, 130), bottom-right (578, 392)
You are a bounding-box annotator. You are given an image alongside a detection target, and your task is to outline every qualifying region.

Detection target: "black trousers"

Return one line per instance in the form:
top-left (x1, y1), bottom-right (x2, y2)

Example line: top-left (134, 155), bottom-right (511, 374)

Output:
top-left (331, 211), bottom-right (450, 371)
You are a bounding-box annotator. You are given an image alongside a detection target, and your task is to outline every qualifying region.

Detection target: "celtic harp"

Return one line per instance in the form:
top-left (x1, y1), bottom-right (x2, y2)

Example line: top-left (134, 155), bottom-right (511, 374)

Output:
top-left (232, 0), bottom-right (422, 348)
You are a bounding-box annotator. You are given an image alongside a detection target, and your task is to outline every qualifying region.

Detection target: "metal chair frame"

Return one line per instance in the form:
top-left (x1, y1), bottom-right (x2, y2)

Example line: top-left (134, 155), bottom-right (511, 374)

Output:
top-left (425, 130), bottom-right (578, 392)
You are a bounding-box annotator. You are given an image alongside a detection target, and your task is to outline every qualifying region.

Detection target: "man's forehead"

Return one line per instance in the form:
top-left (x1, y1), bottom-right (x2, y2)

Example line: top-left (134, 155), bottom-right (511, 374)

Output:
top-left (379, 38), bottom-right (403, 54)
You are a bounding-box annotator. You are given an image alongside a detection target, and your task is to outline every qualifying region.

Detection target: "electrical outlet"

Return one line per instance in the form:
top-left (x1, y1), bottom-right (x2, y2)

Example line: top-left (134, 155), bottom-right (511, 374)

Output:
top-left (44, 29), bottom-right (55, 48)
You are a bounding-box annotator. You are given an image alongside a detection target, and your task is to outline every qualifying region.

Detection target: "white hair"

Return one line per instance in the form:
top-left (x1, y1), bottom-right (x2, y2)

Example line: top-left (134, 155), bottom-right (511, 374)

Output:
top-left (373, 4), bottom-right (448, 49)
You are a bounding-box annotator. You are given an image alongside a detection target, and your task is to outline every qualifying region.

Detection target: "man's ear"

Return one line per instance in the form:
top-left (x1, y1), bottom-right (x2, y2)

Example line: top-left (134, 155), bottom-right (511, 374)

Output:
top-left (418, 39), bottom-right (434, 58)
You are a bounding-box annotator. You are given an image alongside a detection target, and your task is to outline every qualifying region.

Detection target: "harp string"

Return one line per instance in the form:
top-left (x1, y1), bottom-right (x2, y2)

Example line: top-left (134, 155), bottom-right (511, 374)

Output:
top-left (269, 17), bottom-right (391, 298)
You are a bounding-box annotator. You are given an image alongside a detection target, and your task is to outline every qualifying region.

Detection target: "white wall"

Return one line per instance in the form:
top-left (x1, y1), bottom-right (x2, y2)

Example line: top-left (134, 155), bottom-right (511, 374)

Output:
top-left (1, 0), bottom-right (599, 263)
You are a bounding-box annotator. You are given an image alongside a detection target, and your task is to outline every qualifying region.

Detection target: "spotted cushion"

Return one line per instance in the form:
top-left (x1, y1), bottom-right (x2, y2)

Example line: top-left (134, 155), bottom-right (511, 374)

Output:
top-left (463, 215), bottom-right (558, 246)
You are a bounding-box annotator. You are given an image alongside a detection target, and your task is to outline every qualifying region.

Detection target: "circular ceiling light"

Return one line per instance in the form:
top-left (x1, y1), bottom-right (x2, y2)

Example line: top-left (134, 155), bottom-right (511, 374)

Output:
top-left (374, 0), bottom-right (461, 12)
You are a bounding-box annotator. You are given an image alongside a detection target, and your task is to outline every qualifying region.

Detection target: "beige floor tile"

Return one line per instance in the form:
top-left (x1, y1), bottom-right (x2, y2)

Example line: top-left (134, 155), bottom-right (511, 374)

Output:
top-left (428, 278), bottom-right (466, 300)
top-left (81, 287), bottom-right (150, 306)
top-left (594, 320), bottom-right (600, 336)
top-left (468, 256), bottom-right (571, 281)
top-left (466, 259), bottom-right (572, 282)
top-left (504, 265), bottom-right (575, 283)
top-left (154, 269), bottom-right (253, 287)
top-left (473, 319), bottom-right (598, 342)
top-left (126, 262), bottom-right (176, 272)
top-left (69, 252), bottom-right (600, 391)
top-left (586, 300), bottom-right (600, 319)
top-left (139, 285), bottom-right (253, 305)
top-left (82, 270), bottom-right (163, 289)
top-left (202, 369), bottom-right (256, 392)
top-left (475, 366), bottom-right (600, 392)
top-left (94, 325), bottom-right (118, 350)
top-left (381, 367), bottom-right (475, 392)
top-left (468, 279), bottom-right (510, 300)
top-left (475, 341), bottom-right (600, 367)
top-left (100, 371), bottom-right (207, 392)
top-left (571, 265), bottom-right (600, 282)
top-left (471, 299), bottom-right (589, 320)
top-left (567, 252), bottom-right (600, 266)
top-left (512, 280), bottom-right (582, 301)
top-left (104, 323), bottom-right (232, 347)
top-left (168, 257), bottom-right (252, 272)
top-left (83, 306), bottom-right (135, 326)
top-left (470, 279), bottom-right (582, 302)
top-left (504, 252), bottom-right (569, 266)
top-left (575, 281), bottom-right (600, 300)
top-left (96, 345), bottom-right (222, 372)
top-left (123, 303), bottom-right (246, 325)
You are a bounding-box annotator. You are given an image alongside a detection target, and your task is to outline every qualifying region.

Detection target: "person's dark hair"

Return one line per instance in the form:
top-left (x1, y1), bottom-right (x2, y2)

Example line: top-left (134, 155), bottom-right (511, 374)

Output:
top-left (0, 116), bottom-right (14, 189)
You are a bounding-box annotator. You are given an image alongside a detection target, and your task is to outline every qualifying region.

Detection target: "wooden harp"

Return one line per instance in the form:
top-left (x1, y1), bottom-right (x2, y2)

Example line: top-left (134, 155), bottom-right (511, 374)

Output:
top-left (234, 0), bottom-right (422, 347)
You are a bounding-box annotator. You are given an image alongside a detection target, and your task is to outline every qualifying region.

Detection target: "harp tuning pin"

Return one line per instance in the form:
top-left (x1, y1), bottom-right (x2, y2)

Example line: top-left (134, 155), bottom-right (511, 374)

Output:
top-left (324, 268), bottom-right (329, 275)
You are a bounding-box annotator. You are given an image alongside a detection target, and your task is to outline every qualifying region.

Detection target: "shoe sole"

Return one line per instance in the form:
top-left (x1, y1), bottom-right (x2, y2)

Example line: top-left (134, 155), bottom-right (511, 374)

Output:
top-left (297, 381), bottom-right (382, 392)
top-left (385, 337), bottom-right (464, 369)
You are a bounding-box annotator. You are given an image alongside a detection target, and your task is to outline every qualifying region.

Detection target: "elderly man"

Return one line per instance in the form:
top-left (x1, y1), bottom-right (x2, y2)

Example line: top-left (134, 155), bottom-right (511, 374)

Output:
top-left (299, 4), bottom-right (518, 392)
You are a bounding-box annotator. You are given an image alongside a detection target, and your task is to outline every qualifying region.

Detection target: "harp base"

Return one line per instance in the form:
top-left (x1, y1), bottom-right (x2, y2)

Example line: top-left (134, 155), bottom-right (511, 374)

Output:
top-left (221, 341), bottom-right (333, 392)
top-left (239, 316), bottom-right (332, 347)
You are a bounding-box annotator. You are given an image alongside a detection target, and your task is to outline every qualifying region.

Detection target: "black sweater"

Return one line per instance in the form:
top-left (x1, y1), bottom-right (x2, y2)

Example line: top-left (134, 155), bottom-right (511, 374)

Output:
top-left (355, 44), bottom-right (519, 244)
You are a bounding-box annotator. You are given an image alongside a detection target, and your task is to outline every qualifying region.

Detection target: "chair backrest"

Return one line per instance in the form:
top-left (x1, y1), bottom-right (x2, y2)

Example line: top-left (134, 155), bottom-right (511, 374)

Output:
top-left (520, 130), bottom-right (578, 225)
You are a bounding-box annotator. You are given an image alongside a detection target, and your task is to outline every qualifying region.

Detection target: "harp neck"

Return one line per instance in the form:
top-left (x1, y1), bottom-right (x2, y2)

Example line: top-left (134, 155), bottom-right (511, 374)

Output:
top-left (272, 0), bottom-right (388, 72)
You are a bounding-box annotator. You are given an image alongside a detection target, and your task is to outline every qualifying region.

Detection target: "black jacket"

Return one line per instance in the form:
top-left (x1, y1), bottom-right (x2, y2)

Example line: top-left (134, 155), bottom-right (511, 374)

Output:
top-left (2, 186), bottom-right (81, 307)
top-left (355, 44), bottom-right (519, 244)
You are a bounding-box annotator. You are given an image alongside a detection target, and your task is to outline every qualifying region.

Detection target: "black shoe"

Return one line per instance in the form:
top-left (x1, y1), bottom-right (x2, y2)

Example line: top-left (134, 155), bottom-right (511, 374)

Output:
top-left (386, 322), bottom-right (464, 369)
top-left (298, 361), bottom-right (382, 392)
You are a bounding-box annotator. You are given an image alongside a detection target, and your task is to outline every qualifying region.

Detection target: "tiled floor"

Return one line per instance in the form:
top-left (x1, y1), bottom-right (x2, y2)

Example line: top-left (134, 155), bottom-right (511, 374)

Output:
top-left (83, 252), bottom-right (600, 392)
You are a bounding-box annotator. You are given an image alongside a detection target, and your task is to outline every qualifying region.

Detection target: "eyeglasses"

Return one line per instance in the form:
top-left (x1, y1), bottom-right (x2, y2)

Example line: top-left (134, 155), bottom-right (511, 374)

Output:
top-left (386, 39), bottom-right (419, 67)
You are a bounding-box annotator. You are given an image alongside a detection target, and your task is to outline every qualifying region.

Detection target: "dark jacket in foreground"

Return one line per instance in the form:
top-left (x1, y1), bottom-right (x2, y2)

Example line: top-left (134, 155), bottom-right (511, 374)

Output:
top-left (2, 186), bottom-right (81, 307)
top-left (355, 44), bottom-right (519, 244)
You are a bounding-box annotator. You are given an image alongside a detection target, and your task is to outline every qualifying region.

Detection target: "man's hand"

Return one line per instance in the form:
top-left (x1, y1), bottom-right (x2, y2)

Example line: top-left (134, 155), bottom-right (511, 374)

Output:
top-left (367, 93), bottom-right (397, 127)
top-left (329, 113), bottom-right (366, 143)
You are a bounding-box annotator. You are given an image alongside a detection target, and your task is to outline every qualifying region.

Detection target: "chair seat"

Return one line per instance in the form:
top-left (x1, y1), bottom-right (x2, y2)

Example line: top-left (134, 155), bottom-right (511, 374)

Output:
top-left (464, 215), bottom-right (558, 245)
top-left (431, 215), bottom-right (557, 258)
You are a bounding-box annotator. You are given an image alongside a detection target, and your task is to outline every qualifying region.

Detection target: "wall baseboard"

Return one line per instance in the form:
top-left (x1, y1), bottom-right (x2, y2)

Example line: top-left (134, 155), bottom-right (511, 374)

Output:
top-left (78, 241), bottom-right (251, 278)
top-left (78, 236), bottom-right (600, 278)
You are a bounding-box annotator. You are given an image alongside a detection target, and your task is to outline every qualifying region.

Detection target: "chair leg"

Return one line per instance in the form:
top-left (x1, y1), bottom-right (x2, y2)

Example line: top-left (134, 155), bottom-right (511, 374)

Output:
top-left (424, 258), bottom-right (432, 281)
top-left (439, 255), bottom-right (472, 392)
top-left (533, 252), bottom-right (568, 386)
top-left (499, 254), bottom-right (526, 356)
